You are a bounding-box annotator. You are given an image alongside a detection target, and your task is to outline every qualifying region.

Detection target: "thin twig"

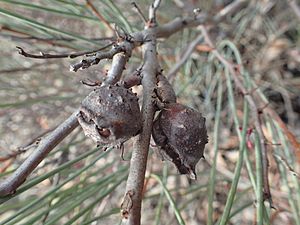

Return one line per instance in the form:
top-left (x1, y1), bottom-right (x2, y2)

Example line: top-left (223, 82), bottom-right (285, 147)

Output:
top-left (0, 130), bottom-right (50, 162)
top-left (167, 34), bottom-right (203, 78)
top-left (56, 0), bottom-right (248, 72)
top-left (70, 44), bottom-right (126, 72)
top-left (17, 43), bottom-right (113, 59)
top-left (121, 38), bottom-right (158, 225)
top-left (264, 107), bottom-right (300, 162)
top-left (0, 143), bottom-right (38, 173)
top-left (0, 159), bottom-right (13, 173)
top-left (155, 0), bottom-right (247, 38)
top-left (214, 0), bottom-right (248, 22)
top-left (131, 2), bottom-right (147, 24)
top-left (80, 78), bottom-right (102, 87)
top-left (103, 42), bottom-right (133, 85)
top-left (0, 111), bottom-right (79, 197)
top-left (166, 0), bottom-right (248, 79)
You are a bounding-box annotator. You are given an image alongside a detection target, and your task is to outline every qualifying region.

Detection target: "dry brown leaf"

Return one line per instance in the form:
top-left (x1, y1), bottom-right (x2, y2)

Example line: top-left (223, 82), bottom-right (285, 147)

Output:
top-left (196, 44), bottom-right (214, 52)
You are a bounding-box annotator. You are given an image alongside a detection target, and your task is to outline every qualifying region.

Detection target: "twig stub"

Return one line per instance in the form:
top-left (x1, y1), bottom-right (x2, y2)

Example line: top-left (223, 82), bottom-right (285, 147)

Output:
top-left (121, 190), bottom-right (135, 219)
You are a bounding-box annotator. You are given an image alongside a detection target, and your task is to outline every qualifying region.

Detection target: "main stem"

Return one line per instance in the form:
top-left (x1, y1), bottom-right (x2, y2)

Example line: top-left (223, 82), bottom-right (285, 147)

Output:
top-left (122, 35), bottom-right (158, 225)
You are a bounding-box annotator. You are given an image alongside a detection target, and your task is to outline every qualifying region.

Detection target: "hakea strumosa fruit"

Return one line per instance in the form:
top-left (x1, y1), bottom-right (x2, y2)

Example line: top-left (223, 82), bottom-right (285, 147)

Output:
top-left (152, 103), bottom-right (208, 179)
top-left (78, 85), bottom-right (142, 147)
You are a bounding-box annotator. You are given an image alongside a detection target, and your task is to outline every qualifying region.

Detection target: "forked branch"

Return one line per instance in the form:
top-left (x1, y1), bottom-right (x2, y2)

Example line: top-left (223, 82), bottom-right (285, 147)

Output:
top-left (0, 2), bottom-right (250, 216)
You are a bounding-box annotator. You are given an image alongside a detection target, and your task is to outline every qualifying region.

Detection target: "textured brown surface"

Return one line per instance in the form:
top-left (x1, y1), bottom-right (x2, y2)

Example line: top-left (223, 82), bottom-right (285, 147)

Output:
top-left (78, 85), bottom-right (142, 147)
top-left (152, 103), bottom-right (208, 179)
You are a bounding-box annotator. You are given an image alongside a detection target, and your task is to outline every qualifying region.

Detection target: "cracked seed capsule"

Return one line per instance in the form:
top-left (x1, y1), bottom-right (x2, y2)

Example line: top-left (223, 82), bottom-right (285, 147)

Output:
top-left (78, 85), bottom-right (142, 147)
top-left (152, 103), bottom-right (208, 179)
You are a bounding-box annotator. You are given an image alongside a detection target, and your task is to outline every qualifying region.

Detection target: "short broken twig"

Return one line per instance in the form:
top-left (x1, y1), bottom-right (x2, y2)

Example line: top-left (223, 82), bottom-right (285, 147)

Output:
top-left (148, 0), bottom-right (161, 26)
top-left (70, 44), bottom-right (126, 72)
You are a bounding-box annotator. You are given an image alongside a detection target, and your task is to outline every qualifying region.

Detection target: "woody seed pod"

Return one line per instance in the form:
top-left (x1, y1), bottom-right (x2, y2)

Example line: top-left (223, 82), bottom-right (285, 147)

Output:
top-left (152, 103), bottom-right (208, 179)
top-left (78, 85), bottom-right (142, 147)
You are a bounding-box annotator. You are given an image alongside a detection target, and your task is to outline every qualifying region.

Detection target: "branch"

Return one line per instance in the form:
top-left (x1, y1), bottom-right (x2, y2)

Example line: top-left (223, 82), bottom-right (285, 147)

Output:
top-left (0, 112), bottom-right (79, 197)
top-left (121, 2), bottom-right (160, 224)
top-left (16, 43), bottom-right (113, 59)
top-left (167, 33), bottom-right (203, 78)
top-left (117, 68), bottom-right (142, 88)
top-left (0, 129), bottom-right (53, 164)
top-left (103, 42), bottom-right (133, 84)
top-left (155, 0), bottom-right (247, 38)
top-left (0, 38), bottom-right (132, 198)
top-left (164, 0), bottom-right (248, 79)
top-left (154, 14), bottom-right (207, 38)
top-left (121, 35), bottom-right (158, 225)
top-left (70, 44), bottom-right (127, 72)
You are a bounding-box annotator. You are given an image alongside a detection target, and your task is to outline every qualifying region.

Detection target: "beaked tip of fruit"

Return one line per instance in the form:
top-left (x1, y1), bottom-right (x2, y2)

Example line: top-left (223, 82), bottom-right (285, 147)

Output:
top-left (187, 170), bottom-right (197, 180)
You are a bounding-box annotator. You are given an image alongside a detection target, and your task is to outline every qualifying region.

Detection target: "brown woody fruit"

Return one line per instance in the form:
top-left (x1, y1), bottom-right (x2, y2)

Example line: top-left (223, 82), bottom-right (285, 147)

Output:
top-left (152, 103), bottom-right (208, 179)
top-left (78, 85), bottom-right (142, 147)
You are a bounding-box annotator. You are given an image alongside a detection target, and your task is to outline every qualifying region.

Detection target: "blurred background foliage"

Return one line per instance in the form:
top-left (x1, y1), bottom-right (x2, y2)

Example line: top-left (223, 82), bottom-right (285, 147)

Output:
top-left (0, 0), bottom-right (299, 224)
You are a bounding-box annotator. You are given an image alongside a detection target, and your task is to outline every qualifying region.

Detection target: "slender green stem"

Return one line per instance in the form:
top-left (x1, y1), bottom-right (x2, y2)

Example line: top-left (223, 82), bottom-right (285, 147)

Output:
top-left (154, 164), bottom-right (168, 225)
top-left (207, 74), bottom-right (223, 225)
top-left (80, 208), bottom-right (120, 225)
top-left (219, 41), bottom-right (258, 194)
top-left (151, 174), bottom-right (186, 225)
top-left (255, 131), bottom-right (264, 225)
top-left (102, 0), bottom-right (133, 33)
top-left (219, 81), bottom-right (249, 225)
top-left (0, 149), bottom-right (111, 225)
top-left (267, 120), bottom-right (300, 225)
top-left (0, 8), bottom-right (99, 45)
top-left (0, 0), bottom-right (98, 22)
top-left (61, 174), bottom-right (127, 225)
top-left (274, 123), bottom-right (300, 225)
top-left (276, 123), bottom-right (300, 213)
